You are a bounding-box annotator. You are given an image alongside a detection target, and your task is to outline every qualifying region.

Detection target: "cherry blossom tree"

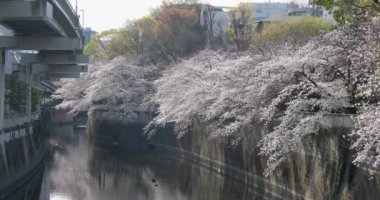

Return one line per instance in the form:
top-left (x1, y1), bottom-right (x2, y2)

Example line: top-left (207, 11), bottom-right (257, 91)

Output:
top-left (57, 17), bottom-right (380, 177)
top-left (148, 19), bottom-right (380, 176)
top-left (54, 57), bottom-right (158, 120)
top-left (350, 18), bottom-right (380, 177)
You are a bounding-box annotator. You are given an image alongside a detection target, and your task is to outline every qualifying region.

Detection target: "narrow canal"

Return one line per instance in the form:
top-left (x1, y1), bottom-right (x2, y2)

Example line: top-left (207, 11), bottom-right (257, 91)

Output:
top-left (23, 124), bottom-right (271, 200)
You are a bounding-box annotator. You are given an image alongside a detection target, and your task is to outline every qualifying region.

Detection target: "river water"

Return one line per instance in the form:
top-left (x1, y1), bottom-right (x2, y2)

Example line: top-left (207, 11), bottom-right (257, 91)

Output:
top-left (23, 124), bottom-right (270, 200)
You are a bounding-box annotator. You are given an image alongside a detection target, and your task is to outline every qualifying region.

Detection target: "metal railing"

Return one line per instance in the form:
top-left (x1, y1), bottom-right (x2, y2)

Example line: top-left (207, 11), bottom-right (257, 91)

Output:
top-left (4, 112), bottom-right (40, 129)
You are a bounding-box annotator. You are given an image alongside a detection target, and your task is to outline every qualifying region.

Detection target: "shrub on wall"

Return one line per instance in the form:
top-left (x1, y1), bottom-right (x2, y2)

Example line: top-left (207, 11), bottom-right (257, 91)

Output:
top-left (32, 87), bottom-right (43, 112)
top-left (5, 74), bottom-right (27, 114)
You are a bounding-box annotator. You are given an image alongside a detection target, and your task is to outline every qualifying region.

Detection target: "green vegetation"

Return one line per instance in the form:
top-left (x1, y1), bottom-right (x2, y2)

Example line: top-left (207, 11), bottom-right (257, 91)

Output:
top-left (109, 16), bottom-right (158, 58)
top-left (5, 74), bottom-right (42, 113)
top-left (84, 0), bottom-right (206, 62)
top-left (84, 29), bottom-right (118, 61)
top-left (83, 0), bottom-right (380, 63)
top-left (227, 3), bottom-right (255, 51)
top-left (313, 0), bottom-right (380, 24)
top-left (31, 87), bottom-right (43, 112)
top-left (252, 16), bottom-right (334, 55)
top-left (5, 74), bottom-right (27, 113)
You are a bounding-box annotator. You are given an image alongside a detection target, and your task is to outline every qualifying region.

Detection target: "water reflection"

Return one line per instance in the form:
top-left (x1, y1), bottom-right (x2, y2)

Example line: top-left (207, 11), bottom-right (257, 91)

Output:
top-left (38, 125), bottom-right (267, 200)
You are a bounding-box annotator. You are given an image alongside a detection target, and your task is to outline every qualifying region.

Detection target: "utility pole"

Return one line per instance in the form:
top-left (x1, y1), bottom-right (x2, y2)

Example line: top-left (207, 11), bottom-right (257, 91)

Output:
top-left (0, 49), bottom-right (4, 133)
top-left (75, 0), bottom-right (78, 15)
top-left (80, 9), bottom-right (85, 28)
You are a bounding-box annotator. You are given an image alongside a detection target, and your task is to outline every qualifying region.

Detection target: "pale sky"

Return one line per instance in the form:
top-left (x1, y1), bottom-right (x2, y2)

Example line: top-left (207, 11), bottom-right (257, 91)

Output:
top-left (69, 0), bottom-right (292, 32)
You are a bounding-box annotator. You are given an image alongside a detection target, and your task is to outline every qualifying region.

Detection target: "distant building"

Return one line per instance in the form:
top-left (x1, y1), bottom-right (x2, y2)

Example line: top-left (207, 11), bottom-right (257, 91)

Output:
top-left (200, 6), bottom-right (229, 32)
top-left (288, 8), bottom-right (309, 16)
top-left (252, 2), bottom-right (289, 21)
top-left (200, 5), bottom-right (230, 45)
top-left (322, 9), bottom-right (336, 24)
top-left (199, 2), bottom-right (335, 48)
top-left (82, 27), bottom-right (97, 46)
top-left (252, 3), bottom-right (325, 22)
top-left (309, 5), bottom-right (324, 17)
top-left (200, 3), bottom-right (331, 29)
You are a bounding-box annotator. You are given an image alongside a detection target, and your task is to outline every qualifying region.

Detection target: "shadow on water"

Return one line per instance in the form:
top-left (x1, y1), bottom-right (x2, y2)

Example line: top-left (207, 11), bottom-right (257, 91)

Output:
top-left (12, 124), bottom-right (268, 200)
top-left (1, 169), bottom-right (44, 200)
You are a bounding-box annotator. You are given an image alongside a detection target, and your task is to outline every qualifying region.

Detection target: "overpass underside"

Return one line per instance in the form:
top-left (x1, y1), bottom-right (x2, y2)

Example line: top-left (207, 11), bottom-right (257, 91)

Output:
top-left (0, 0), bottom-right (88, 133)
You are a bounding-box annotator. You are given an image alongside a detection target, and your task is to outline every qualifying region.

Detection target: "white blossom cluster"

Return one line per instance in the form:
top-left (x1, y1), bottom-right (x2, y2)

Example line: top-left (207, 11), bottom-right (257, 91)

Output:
top-left (352, 106), bottom-right (380, 177)
top-left (149, 47), bottom-right (349, 175)
top-left (348, 22), bottom-right (380, 176)
top-left (53, 57), bottom-right (158, 120)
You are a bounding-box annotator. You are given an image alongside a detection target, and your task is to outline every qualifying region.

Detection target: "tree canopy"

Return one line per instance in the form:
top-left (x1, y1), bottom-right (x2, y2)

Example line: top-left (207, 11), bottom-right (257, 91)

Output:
top-left (83, 29), bottom-right (119, 61)
top-left (313, 0), bottom-right (380, 24)
top-left (155, 6), bottom-right (206, 60)
top-left (252, 15), bottom-right (334, 55)
top-left (227, 3), bottom-right (255, 50)
top-left (84, 2), bottom-right (206, 62)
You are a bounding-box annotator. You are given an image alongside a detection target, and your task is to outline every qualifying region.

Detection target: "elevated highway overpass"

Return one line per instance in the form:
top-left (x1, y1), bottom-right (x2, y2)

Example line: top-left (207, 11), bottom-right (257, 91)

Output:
top-left (0, 0), bottom-right (89, 133)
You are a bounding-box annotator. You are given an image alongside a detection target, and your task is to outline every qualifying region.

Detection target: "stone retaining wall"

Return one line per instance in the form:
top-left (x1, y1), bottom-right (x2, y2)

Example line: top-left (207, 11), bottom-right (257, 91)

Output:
top-left (0, 118), bottom-right (47, 198)
top-left (89, 112), bottom-right (380, 200)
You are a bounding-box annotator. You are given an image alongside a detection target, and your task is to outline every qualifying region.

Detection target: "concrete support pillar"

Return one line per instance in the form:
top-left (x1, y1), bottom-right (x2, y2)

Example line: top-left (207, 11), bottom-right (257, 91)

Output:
top-left (0, 49), bottom-right (6, 170)
top-left (0, 49), bottom-right (7, 172)
top-left (0, 49), bottom-right (4, 133)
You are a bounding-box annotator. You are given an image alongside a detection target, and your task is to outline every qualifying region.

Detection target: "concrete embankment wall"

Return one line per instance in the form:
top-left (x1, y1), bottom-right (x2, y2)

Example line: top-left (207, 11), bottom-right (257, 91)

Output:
top-left (0, 115), bottom-right (47, 198)
top-left (88, 112), bottom-right (380, 200)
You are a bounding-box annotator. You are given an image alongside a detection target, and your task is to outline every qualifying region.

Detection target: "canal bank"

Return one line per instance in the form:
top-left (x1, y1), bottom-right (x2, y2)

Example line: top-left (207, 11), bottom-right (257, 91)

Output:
top-left (87, 112), bottom-right (380, 200)
top-left (36, 122), bottom-right (272, 200)
top-left (0, 115), bottom-right (48, 200)
top-left (0, 108), bottom-right (84, 200)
